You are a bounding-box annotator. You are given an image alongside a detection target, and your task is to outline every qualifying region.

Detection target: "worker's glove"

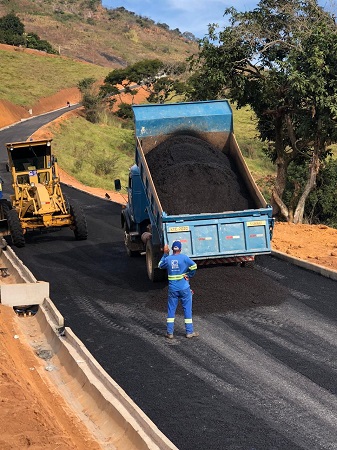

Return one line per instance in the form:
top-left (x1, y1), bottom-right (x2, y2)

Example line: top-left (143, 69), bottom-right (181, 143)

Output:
top-left (183, 274), bottom-right (189, 281)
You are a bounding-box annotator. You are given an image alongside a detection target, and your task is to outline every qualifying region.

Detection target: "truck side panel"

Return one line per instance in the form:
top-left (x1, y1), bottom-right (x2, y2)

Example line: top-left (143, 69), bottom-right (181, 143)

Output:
top-left (164, 212), bottom-right (271, 260)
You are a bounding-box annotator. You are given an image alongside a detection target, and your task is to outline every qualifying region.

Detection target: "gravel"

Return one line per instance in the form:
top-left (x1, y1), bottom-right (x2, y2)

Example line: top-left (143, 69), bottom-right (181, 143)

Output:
top-left (146, 134), bottom-right (255, 215)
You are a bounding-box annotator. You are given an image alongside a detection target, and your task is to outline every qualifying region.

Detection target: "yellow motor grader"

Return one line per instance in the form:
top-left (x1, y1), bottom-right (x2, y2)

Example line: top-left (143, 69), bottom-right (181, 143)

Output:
top-left (5, 139), bottom-right (87, 247)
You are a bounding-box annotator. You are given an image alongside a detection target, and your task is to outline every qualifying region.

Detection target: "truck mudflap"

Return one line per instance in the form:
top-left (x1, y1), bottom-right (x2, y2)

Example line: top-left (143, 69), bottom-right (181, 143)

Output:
top-left (163, 210), bottom-right (273, 260)
top-left (197, 255), bottom-right (255, 266)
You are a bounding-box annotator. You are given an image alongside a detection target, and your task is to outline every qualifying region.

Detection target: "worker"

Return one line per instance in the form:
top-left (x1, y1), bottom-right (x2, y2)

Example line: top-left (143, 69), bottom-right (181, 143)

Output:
top-left (158, 240), bottom-right (198, 339)
top-left (0, 176), bottom-right (3, 199)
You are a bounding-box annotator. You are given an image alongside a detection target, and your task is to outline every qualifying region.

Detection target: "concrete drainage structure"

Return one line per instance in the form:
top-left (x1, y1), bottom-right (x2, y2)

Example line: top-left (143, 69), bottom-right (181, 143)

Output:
top-left (0, 239), bottom-right (178, 450)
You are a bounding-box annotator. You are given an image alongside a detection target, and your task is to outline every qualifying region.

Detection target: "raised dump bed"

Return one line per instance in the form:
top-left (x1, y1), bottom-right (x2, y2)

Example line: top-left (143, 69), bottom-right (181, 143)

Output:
top-left (116, 100), bottom-right (274, 281)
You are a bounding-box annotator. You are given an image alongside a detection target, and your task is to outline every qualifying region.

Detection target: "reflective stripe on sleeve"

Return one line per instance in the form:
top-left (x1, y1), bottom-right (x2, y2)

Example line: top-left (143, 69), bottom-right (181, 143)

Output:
top-left (189, 264), bottom-right (197, 270)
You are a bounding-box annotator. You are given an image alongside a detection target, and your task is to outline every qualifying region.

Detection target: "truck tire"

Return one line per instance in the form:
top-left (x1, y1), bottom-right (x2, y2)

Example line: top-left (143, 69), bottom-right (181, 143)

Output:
top-left (146, 240), bottom-right (165, 282)
top-left (70, 202), bottom-right (88, 240)
top-left (6, 209), bottom-right (25, 248)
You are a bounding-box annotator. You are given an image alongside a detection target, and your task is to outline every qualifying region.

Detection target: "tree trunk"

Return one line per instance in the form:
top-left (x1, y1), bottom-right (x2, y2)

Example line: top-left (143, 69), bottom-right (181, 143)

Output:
top-left (271, 158), bottom-right (289, 220)
top-left (271, 116), bottom-right (290, 220)
top-left (293, 149), bottom-right (320, 224)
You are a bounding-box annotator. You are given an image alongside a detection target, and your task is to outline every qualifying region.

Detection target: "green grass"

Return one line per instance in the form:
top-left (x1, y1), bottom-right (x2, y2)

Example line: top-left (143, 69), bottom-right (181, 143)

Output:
top-left (50, 114), bottom-right (134, 190)
top-left (231, 104), bottom-right (276, 201)
top-left (0, 50), bottom-right (109, 107)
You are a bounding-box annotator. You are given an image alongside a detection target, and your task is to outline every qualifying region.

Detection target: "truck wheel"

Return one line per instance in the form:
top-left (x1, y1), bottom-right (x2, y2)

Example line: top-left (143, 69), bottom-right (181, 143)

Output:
top-left (6, 209), bottom-right (25, 248)
top-left (146, 240), bottom-right (165, 282)
top-left (70, 202), bottom-right (88, 240)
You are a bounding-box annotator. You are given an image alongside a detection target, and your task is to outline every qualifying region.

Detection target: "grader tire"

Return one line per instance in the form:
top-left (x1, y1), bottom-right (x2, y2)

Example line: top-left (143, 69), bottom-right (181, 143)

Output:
top-left (6, 209), bottom-right (25, 248)
top-left (70, 202), bottom-right (88, 241)
top-left (0, 199), bottom-right (11, 220)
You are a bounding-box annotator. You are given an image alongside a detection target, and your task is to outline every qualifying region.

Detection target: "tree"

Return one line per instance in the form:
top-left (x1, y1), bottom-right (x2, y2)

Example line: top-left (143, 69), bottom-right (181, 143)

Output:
top-left (188, 0), bottom-right (337, 223)
top-left (0, 12), bottom-right (24, 45)
top-left (101, 59), bottom-right (188, 109)
top-left (0, 12), bottom-right (57, 53)
top-left (0, 12), bottom-right (24, 35)
top-left (304, 158), bottom-right (337, 227)
top-left (25, 33), bottom-right (58, 54)
top-left (78, 77), bottom-right (103, 123)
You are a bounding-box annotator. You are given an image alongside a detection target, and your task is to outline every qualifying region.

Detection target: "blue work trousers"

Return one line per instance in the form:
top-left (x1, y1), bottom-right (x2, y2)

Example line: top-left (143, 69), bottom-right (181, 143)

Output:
top-left (167, 287), bottom-right (193, 334)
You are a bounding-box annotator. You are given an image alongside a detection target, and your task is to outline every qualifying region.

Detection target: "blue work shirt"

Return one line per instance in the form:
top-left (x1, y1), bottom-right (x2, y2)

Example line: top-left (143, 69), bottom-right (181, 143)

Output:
top-left (158, 252), bottom-right (197, 291)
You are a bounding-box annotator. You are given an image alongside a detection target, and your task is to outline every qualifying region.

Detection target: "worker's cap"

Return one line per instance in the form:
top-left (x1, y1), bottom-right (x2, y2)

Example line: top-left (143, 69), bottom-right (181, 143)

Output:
top-left (172, 241), bottom-right (182, 251)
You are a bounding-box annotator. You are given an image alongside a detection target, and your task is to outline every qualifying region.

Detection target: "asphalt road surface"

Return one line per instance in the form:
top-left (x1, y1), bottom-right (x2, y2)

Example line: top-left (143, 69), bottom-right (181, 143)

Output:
top-left (1, 113), bottom-right (337, 450)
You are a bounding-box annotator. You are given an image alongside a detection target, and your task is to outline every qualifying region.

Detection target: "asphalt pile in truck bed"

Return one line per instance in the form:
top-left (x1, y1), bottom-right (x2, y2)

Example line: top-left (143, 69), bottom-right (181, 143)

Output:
top-left (145, 134), bottom-right (256, 215)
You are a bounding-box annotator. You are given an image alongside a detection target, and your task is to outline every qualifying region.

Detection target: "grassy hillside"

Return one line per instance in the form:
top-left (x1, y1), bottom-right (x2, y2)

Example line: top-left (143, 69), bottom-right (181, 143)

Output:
top-left (50, 113), bottom-right (134, 190)
top-left (0, 48), bottom-right (109, 107)
top-left (0, 1), bottom-right (198, 68)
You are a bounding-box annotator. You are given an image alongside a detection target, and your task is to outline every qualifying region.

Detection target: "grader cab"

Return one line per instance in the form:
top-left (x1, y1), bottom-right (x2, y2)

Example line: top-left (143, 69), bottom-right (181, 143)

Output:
top-left (5, 139), bottom-right (87, 247)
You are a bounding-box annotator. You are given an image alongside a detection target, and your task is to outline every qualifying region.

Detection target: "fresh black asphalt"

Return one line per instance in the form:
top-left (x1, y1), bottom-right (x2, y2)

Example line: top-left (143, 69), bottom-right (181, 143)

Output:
top-left (1, 111), bottom-right (337, 450)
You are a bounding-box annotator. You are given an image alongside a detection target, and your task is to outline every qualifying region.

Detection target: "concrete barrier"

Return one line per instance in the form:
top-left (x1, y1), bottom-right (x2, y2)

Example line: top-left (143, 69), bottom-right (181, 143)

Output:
top-left (35, 304), bottom-right (177, 449)
top-left (0, 240), bottom-right (36, 282)
top-left (271, 250), bottom-right (337, 281)
top-left (1, 280), bottom-right (49, 306)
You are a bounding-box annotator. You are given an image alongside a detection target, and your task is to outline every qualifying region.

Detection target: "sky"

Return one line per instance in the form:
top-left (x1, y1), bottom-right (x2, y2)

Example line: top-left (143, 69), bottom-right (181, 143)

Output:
top-left (101, 0), bottom-right (335, 39)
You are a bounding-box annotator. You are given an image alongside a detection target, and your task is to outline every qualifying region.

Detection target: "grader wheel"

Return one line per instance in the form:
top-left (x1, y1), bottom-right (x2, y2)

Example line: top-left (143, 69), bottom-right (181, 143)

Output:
top-left (6, 209), bottom-right (25, 248)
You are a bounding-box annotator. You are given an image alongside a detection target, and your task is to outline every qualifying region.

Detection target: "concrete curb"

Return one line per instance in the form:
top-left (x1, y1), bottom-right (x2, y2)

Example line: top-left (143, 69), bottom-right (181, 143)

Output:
top-left (1, 246), bottom-right (178, 450)
top-left (34, 298), bottom-right (178, 450)
top-left (271, 250), bottom-right (337, 281)
top-left (2, 239), bottom-right (37, 282)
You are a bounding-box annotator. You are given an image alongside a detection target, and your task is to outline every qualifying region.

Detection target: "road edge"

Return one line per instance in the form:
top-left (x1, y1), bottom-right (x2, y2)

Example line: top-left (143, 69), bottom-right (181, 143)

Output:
top-left (271, 249), bottom-right (337, 281)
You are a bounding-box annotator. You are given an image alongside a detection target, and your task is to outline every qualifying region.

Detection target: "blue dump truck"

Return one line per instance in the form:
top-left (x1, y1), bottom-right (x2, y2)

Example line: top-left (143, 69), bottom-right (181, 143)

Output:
top-left (116, 100), bottom-right (274, 281)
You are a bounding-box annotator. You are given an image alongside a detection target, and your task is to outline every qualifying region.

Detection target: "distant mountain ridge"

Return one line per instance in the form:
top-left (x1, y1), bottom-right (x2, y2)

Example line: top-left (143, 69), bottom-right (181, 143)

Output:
top-left (0, 0), bottom-right (198, 68)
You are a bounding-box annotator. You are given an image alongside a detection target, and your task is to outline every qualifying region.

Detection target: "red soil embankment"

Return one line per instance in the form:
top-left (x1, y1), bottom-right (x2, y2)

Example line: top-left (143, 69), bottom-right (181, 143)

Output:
top-left (0, 87), bottom-right (81, 129)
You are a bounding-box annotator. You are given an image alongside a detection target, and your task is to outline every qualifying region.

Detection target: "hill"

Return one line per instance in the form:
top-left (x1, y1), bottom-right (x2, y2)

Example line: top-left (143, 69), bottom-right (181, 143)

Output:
top-left (0, 0), bottom-right (198, 68)
top-left (0, 42), bottom-right (110, 128)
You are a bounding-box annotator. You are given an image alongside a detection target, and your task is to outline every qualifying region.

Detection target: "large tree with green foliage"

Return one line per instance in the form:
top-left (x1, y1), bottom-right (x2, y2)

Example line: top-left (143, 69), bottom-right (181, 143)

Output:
top-left (0, 12), bottom-right (57, 53)
top-left (101, 59), bottom-right (187, 107)
top-left (189, 0), bottom-right (337, 223)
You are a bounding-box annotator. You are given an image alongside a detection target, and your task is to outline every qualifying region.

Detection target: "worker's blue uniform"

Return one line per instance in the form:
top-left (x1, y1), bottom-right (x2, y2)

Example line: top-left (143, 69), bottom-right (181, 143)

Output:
top-left (158, 252), bottom-right (197, 334)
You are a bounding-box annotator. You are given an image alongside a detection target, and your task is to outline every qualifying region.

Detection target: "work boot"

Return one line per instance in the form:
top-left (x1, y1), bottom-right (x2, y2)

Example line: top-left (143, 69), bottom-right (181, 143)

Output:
top-left (186, 331), bottom-right (199, 338)
top-left (165, 333), bottom-right (174, 339)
